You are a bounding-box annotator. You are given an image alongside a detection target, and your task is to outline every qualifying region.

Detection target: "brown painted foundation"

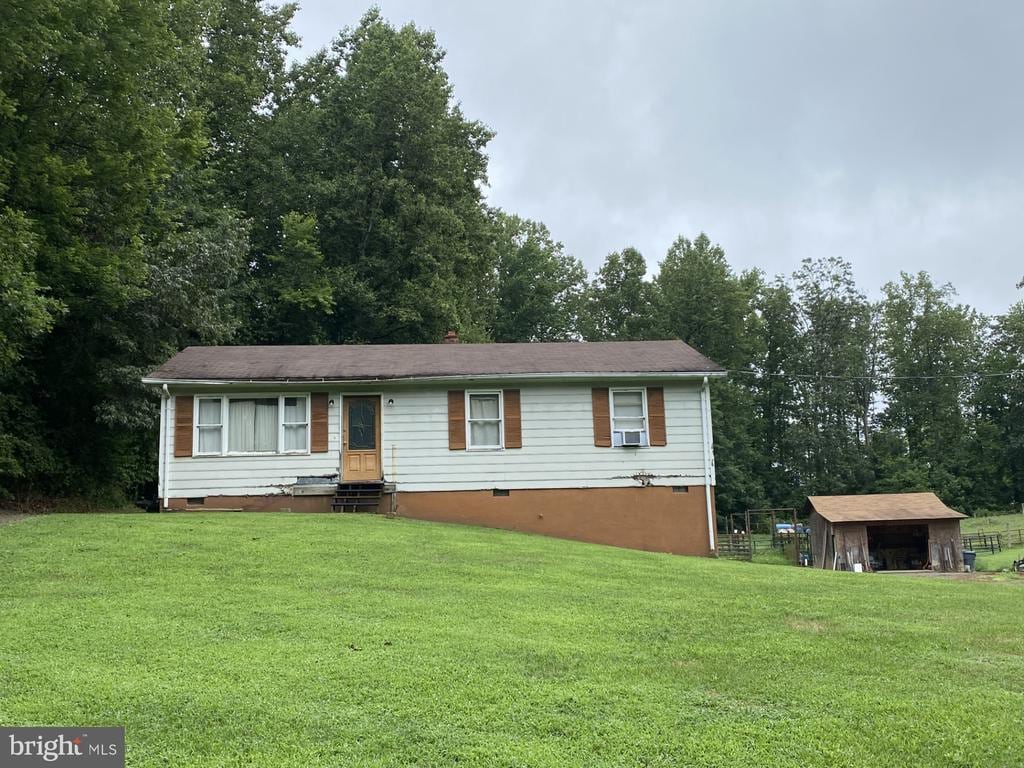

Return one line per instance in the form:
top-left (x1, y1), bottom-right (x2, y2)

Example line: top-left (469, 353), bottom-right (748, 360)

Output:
top-left (165, 495), bottom-right (333, 513)
top-left (166, 485), bottom-right (717, 557)
top-left (396, 486), bottom-right (716, 556)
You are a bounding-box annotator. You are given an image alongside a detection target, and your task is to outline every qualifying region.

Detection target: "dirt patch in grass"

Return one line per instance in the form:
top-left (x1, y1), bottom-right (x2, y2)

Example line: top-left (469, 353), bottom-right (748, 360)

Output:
top-left (0, 512), bottom-right (34, 526)
top-left (785, 617), bottom-right (829, 633)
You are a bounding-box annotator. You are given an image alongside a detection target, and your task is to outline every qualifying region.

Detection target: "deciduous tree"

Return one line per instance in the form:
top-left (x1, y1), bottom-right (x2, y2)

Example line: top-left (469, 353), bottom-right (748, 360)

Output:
top-left (489, 212), bottom-right (587, 342)
top-left (586, 248), bottom-right (659, 340)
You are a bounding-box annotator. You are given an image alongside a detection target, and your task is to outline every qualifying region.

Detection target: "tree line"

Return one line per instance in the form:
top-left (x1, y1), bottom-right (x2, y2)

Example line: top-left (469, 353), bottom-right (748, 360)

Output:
top-left (1, 2), bottom-right (1021, 514)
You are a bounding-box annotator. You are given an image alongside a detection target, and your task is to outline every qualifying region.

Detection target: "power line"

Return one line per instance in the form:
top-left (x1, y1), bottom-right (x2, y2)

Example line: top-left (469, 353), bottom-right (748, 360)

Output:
top-left (724, 368), bottom-right (1024, 382)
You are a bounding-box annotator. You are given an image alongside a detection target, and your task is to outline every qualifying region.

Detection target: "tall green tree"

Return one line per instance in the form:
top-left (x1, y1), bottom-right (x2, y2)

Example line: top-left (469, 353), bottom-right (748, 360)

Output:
top-left (0, 0), bottom-right (200, 495)
top-left (876, 273), bottom-right (986, 508)
top-left (789, 257), bottom-right (874, 495)
top-left (586, 248), bottom-right (659, 340)
top-left (975, 303), bottom-right (1024, 507)
top-left (0, 212), bottom-right (61, 376)
top-left (322, 10), bottom-right (494, 342)
top-left (656, 234), bottom-right (752, 366)
top-left (0, 0), bottom-right (295, 497)
top-left (489, 212), bottom-right (587, 342)
top-left (749, 276), bottom-right (802, 506)
top-left (241, 11), bottom-right (496, 345)
top-left (259, 212), bottom-right (339, 344)
top-left (0, 211), bottom-right (63, 483)
top-left (231, 48), bottom-right (339, 344)
top-left (193, 0), bottom-right (298, 201)
top-left (655, 233), bottom-right (765, 513)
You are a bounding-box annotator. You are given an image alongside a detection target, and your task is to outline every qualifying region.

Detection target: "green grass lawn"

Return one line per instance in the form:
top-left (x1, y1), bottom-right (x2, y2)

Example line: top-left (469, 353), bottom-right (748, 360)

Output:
top-left (2, 513), bottom-right (1023, 767)
top-left (961, 511), bottom-right (1024, 537)
top-left (961, 512), bottom-right (1024, 572)
top-left (976, 546), bottom-right (1024, 573)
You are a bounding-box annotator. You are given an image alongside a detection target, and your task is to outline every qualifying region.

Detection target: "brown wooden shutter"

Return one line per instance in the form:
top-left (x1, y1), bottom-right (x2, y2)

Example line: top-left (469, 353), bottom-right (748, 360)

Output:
top-left (591, 387), bottom-right (611, 447)
top-left (310, 392), bottom-right (329, 452)
top-left (647, 386), bottom-right (667, 446)
top-left (503, 389), bottom-right (522, 448)
top-left (447, 390), bottom-right (466, 450)
top-left (174, 395), bottom-right (194, 457)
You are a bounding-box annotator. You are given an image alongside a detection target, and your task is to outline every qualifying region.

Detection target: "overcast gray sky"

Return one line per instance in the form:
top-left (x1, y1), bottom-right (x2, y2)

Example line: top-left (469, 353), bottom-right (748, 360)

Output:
top-left (289, 1), bottom-right (1023, 314)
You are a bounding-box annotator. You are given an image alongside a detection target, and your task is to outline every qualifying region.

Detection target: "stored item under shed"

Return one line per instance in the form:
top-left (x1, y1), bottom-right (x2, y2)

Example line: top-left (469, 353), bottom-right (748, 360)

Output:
top-left (806, 492), bottom-right (966, 573)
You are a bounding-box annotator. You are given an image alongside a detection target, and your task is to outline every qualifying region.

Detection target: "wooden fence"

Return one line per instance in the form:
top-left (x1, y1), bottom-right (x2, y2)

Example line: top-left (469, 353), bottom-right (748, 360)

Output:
top-left (722, 523), bottom-right (1022, 563)
top-left (961, 529), bottom-right (1024, 553)
top-left (717, 533), bottom-right (753, 560)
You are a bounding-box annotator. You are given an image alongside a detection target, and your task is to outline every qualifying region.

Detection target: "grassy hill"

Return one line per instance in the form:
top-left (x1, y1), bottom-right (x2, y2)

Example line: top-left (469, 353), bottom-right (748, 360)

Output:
top-left (1, 513), bottom-right (1022, 767)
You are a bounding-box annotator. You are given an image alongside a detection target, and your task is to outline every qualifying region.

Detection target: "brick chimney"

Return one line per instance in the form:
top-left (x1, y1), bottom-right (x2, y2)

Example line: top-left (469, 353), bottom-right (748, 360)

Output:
top-left (442, 329), bottom-right (459, 344)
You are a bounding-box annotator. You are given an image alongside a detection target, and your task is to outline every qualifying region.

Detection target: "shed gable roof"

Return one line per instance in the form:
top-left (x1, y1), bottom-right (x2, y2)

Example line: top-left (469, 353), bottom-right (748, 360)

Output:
top-left (806, 492), bottom-right (966, 523)
top-left (144, 340), bottom-right (724, 383)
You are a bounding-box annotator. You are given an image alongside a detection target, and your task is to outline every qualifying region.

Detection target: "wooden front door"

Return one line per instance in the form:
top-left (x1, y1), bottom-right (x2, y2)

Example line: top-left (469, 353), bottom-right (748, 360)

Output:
top-left (343, 396), bottom-right (381, 482)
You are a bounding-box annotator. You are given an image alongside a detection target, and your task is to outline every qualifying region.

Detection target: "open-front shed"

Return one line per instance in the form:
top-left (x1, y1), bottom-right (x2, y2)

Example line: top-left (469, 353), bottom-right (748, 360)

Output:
top-left (807, 492), bottom-right (966, 572)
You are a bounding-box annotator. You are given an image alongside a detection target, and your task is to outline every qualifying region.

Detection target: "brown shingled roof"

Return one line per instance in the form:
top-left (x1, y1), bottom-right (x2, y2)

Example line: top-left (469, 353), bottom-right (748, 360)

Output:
top-left (806, 492), bottom-right (966, 523)
top-left (144, 340), bottom-right (724, 383)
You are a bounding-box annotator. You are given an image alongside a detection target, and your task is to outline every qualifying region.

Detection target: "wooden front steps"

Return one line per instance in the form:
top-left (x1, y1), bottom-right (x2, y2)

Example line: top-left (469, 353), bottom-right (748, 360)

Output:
top-left (331, 482), bottom-right (384, 513)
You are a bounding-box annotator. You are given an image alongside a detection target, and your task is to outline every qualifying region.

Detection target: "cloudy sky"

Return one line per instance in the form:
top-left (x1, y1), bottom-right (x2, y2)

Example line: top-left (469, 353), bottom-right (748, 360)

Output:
top-left (289, 1), bottom-right (1023, 314)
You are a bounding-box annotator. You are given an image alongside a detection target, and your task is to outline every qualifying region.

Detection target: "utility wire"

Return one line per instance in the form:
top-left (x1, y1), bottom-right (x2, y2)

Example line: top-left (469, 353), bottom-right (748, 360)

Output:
top-left (724, 368), bottom-right (1024, 381)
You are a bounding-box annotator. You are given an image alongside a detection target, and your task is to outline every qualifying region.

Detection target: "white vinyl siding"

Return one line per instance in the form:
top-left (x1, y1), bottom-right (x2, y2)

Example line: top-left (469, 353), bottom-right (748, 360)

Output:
top-left (381, 382), bottom-right (708, 492)
top-left (162, 381), bottom-right (712, 497)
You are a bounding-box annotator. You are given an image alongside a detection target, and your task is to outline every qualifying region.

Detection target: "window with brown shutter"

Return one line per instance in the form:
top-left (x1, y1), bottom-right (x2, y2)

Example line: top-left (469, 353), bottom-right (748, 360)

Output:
top-left (647, 386), bottom-right (667, 446)
top-left (174, 395), bottom-right (194, 457)
top-left (503, 390), bottom-right (522, 448)
top-left (591, 388), bottom-right (611, 447)
top-left (447, 390), bottom-right (466, 450)
top-left (310, 392), bottom-right (329, 452)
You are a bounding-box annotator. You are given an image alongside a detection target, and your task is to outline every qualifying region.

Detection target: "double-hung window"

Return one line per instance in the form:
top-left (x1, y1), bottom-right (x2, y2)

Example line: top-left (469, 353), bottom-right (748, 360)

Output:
top-left (467, 391), bottom-right (503, 449)
top-left (196, 398), bottom-right (223, 455)
top-left (611, 389), bottom-right (648, 447)
top-left (194, 395), bottom-right (309, 456)
top-left (281, 396), bottom-right (309, 453)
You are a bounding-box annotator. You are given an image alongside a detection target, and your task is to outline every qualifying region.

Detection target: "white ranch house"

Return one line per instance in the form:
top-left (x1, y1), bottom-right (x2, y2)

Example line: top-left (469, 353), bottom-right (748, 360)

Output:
top-left (143, 339), bottom-right (724, 555)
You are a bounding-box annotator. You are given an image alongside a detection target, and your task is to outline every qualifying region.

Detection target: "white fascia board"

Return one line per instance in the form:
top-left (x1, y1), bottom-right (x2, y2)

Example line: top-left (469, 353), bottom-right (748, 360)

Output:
top-left (141, 370), bottom-right (728, 387)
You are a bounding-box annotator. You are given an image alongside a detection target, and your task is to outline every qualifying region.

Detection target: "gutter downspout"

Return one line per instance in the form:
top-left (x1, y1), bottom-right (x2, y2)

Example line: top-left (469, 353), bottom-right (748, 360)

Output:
top-left (699, 376), bottom-right (716, 553)
top-left (160, 384), bottom-right (170, 510)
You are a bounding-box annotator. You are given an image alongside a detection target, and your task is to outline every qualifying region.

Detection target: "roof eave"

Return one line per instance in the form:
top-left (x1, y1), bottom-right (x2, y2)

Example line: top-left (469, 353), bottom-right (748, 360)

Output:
top-left (141, 370), bottom-right (729, 386)
top-left (819, 515), bottom-right (966, 523)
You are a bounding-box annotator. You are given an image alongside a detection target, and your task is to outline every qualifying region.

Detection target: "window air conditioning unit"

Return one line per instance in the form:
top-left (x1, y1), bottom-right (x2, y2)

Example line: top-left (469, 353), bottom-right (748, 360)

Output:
top-left (621, 430), bottom-right (643, 447)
